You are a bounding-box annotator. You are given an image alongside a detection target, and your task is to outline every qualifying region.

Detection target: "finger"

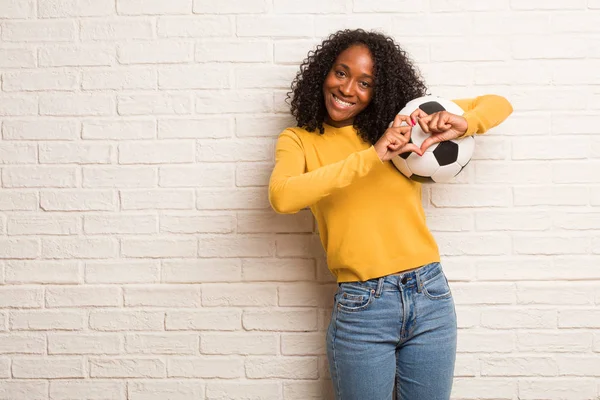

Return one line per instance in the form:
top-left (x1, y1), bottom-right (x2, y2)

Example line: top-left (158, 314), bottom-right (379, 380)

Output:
top-left (392, 114), bottom-right (412, 128)
top-left (438, 112), bottom-right (452, 131)
top-left (417, 114), bottom-right (432, 133)
top-left (429, 113), bottom-right (441, 133)
top-left (409, 108), bottom-right (428, 125)
top-left (398, 142), bottom-right (423, 157)
top-left (420, 135), bottom-right (441, 153)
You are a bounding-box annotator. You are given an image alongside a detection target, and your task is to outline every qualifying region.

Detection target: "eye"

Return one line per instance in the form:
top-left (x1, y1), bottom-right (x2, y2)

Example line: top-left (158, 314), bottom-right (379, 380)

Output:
top-left (335, 70), bottom-right (346, 78)
top-left (360, 81), bottom-right (371, 88)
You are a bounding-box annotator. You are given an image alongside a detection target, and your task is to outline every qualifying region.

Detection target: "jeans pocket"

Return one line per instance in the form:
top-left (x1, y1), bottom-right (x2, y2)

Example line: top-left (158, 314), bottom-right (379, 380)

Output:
top-left (335, 283), bottom-right (374, 312)
top-left (422, 271), bottom-right (452, 300)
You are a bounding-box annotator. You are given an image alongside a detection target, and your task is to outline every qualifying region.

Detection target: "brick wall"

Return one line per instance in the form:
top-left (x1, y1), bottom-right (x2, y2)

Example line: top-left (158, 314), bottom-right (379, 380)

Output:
top-left (0, 0), bottom-right (599, 399)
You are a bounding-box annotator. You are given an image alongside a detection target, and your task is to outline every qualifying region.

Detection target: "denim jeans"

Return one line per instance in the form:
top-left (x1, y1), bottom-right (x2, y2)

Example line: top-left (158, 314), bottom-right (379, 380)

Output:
top-left (326, 262), bottom-right (457, 400)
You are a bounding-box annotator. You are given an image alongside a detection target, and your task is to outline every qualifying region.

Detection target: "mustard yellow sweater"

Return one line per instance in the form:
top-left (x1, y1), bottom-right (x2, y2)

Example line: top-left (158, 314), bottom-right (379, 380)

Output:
top-left (269, 95), bottom-right (513, 282)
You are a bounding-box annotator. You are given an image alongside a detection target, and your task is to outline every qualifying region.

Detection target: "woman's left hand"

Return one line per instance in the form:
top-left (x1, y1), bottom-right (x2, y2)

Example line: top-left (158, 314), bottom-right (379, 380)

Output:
top-left (409, 109), bottom-right (468, 153)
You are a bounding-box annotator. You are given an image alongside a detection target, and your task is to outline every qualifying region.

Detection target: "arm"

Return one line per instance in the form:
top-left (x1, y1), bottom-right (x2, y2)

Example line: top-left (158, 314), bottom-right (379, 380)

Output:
top-left (268, 129), bottom-right (382, 214)
top-left (452, 94), bottom-right (513, 136)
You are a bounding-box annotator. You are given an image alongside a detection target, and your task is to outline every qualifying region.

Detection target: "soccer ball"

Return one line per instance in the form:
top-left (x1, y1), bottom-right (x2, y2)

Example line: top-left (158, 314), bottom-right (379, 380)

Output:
top-left (390, 95), bottom-right (475, 183)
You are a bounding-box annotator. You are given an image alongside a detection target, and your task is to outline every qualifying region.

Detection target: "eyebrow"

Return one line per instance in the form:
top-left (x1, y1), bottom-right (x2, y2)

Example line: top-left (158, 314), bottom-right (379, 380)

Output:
top-left (338, 63), bottom-right (374, 80)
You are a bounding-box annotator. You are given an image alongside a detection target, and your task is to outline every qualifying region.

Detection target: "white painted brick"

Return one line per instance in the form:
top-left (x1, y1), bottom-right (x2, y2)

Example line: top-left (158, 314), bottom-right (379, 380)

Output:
top-left (160, 214), bottom-right (234, 234)
top-left (13, 357), bottom-right (85, 378)
top-left (517, 282), bottom-right (595, 304)
top-left (166, 310), bottom-right (241, 331)
top-left (120, 190), bottom-right (194, 210)
top-left (202, 283), bottom-right (276, 307)
top-left (281, 332), bottom-right (325, 355)
top-left (5, 260), bottom-right (80, 284)
top-left (237, 211), bottom-right (312, 233)
top-left (514, 186), bottom-right (588, 206)
top-left (39, 44), bottom-right (114, 66)
top-left (158, 118), bottom-right (231, 139)
top-left (157, 16), bottom-right (232, 37)
top-left (90, 310), bottom-right (164, 331)
top-left (0, 0), bottom-right (34, 18)
top-left (3, 20), bottom-right (76, 41)
top-left (129, 380), bottom-right (204, 400)
top-left (167, 356), bottom-right (243, 378)
top-left (435, 233), bottom-right (511, 256)
top-left (452, 283), bottom-right (515, 305)
top-left (159, 65), bottom-right (229, 89)
top-left (49, 380), bottom-right (125, 399)
top-left (457, 331), bottom-right (515, 353)
top-left (117, 0), bottom-right (191, 15)
top-left (511, 0), bottom-right (585, 9)
top-left (40, 93), bottom-right (115, 116)
top-left (160, 165), bottom-right (233, 187)
top-left (552, 113), bottom-right (600, 134)
top-left (118, 93), bottom-right (191, 115)
top-left (0, 142), bottom-right (37, 163)
top-left (482, 356), bottom-right (558, 376)
top-left (278, 283), bottom-right (333, 307)
top-left (0, 95), bottom-right (38, 116)
top-left (431, 38), bottom-right (510, 62)
top-left (196, 40), bottom-right (270, 62)
top-left (553, 161), bottom-right (600, 183)
top-left (83, 166), bottom-right (157, 188)
top-left (121, 238), bottom-right (196, 258)
top-left (90, 357), bottom-right (166, 378)
top-left (82, 68), bottom-right (157, 90)
top-left (513, 137), bottom-right (588, 160)
top-left (8, 214), bottom-right (79, 235)
top-left (425, 211), bottom-right (474, 232)
top-left (480, 308), bottom-right (557, 329)
top-left (474, 62), bottom-right (551, 85)
top-left (475, 211), bottom-right (551, 231)
top-left (511, 88), bottom-right (587, 111)
top-left (3, 120), bottom-right (79, 140)
top-left (119, 141), bottom-right (194, 164)
top-left (558, 309), bottom-right (600, 328)
top-left (235, 115), bottom-right (293, 138)
top-left (237, 16), bottom-right (314, 37)
top-left (197, 138), bottom-right (273, 162)
top-left (513, 234), bottom-right (589, 255)
top-left (243, 309), bottom-right (317, 331)
top-left (0, 238), bottom-right (40, 259)
top-left (0, 381), bottom-right (48, 399)
top-left (46, 285), bottom-right (121, 307)
top-left (41, 190), bottom-right (116, 211)
top-left (197, 189), bottom-right (267, 210)
top-left (85, 260), bottom-right (160, 283)
top-left (431, 186), bottom-right (511, 207)
top-left (246, 356), bottom-right (318, 379)
top-left (196, 91), bottom-right (272, 114)
top-left (517, 331), bottom-right (593, 352)
top-left (198, 235), bottom-right (274, 258)
top-left (124, 285), bottom-right (200, 307)
top-left (0, 48), bottom-right (36, 68)
top-left (274, 0), bottom-right (345, 12)
top-left (84, 214), bottom-right (157, 234)
top-left (554, 212), bottom-right (600, 230)
top-left (10, 310), bottom-right (85, 331)
top-left (193, 0), bottom-right (267, 13)
top-left (236, 162), bottom-right (272, 187)
top-left (207, 382), bottom-right (281, 400)
top-left (513, 35), bottom-right (587, 59)
top-left (3, 70), bottom-right (79, 91)
top-left (242, 259), bottom-right (315, 282)
top-left (3, 166), bottom-right (77, 188)
top-left (40, 142), bottom-right (112, 164)
top-left (83, 120), bottom-right (155, 140)
top-left (126, 333), bottom-right (198, 355)
top-left (0, 359), bottom-right (8, 378)
top-left (283, 381), bottom-right (333, 400)
top-left (0, 191), bottom-right (37, 210)
top-left (475, 161), bottom-right (551, 184)
top-left (518, 378), bottom-right (596, 400)
top-left (0, 333), bottom-right (46, 354)
top-left (39, 0), bottom-right (114, 17)
top-left (42, 237), bottom-right (118, 259)
top-left (80, 18), bottom-right (154, 40)
top-left (235, 65), bottom-right (297, 89)
top-left (118, 42), bottom-right (192, 64)
top-left (162, 259), bottom-right (240, 283)
top-left (201, 333), bottom-right (276, 355)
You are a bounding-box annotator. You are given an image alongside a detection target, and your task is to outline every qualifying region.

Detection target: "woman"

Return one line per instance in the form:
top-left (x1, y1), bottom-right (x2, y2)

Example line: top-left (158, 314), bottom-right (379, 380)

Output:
top-left (268, 29), bottom-right (512, 400)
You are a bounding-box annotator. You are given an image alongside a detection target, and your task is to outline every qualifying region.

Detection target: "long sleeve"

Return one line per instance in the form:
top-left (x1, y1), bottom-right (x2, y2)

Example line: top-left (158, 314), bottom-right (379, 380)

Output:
top-left (268, 129), bottom-right (382, 214)
top-left (452, 94), bottom-right (513, 136)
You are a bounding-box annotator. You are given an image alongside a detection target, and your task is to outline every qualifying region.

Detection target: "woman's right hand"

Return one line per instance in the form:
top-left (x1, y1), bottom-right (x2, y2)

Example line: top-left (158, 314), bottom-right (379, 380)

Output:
top-left (373, 114), bottom-right (423, 162)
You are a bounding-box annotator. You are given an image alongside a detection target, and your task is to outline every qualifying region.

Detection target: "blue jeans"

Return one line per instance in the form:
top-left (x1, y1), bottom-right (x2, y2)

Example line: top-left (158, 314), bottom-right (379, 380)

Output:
top-left (326, 262), bottom-right (457, 400)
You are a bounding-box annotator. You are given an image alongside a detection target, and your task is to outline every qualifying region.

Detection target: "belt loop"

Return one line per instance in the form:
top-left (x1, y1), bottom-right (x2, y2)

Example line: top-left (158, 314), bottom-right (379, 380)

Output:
top-left (375, 277), bottom-right (384, 298)
top-left (415, 269), bottom-right (422, 293)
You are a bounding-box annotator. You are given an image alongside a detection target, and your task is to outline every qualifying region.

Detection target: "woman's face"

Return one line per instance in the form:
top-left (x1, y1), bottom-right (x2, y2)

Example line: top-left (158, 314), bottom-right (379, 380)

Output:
top-left (322, 44), bottom-right (375, 128)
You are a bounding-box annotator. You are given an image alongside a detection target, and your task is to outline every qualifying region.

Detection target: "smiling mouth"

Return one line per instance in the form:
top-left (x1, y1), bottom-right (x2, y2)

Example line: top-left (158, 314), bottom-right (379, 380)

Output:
top-left (332, 94), bottom-right (355, 108)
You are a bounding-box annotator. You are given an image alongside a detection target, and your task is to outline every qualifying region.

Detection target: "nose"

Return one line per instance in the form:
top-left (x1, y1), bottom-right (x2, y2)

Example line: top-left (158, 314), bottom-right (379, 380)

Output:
top-left (339, 79), bottom-right (355, 98)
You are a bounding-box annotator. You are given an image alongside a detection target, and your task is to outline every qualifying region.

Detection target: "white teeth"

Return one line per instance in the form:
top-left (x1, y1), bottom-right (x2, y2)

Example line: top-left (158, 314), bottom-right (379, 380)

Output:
top-left (333, 95), bottom-right (353, 107)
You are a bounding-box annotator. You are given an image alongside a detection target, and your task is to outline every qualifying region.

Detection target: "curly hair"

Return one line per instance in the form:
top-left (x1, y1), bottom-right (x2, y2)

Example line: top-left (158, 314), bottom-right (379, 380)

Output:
top-left (287, 29), bottom-right (428, 145)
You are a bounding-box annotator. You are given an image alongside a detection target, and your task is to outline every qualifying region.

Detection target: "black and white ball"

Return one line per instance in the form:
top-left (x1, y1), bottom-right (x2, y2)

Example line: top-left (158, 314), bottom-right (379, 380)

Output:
top-left (391, 95), bottom-right (475, 183)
